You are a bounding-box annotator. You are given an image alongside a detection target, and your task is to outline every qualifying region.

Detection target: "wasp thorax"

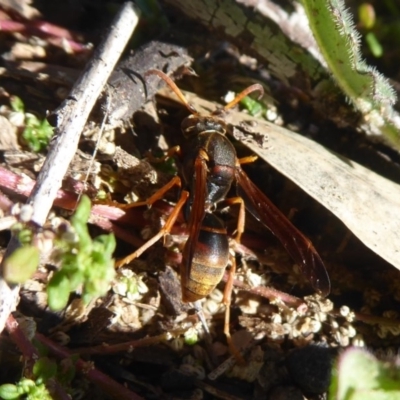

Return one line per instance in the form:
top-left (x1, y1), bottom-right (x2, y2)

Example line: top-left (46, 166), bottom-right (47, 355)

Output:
top-left (181, 115), bottom-right (226, 137)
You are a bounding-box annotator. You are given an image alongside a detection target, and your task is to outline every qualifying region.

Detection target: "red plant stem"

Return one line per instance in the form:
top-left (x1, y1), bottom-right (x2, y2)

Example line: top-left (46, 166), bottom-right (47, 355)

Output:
top-left (6, 314), bottom-right (37, 365)
top-left (165, 247), bottom-right (305, 309)
top-left (45, 36), bottom-right (90, 53)
top-left (0, 166), bottom-right (145, 241)
top-left (0, 5), bottom-right (89, 53)
top-left (0, 165), bottom-right (190, 250)
top-left (350, 311), bottom-right (400, 326)
top-left (71, 332), bottom-right (176, 356)
top-left (6, 315), bottom-right (71, 400)
top-left (0, 166), bottom-right (74, 209)
top-left (35, 333), bottom-right (144, 400)
top-left (0, 166), bottom-right (307, 309)
top-left (0, 166), bottom-right (135, 217)
top-left (222, 272), bottom-right (306, 311)
top-left (30, 20), bottom-right (79, 41)
top-left (0, 19), bottom-right (26, 31)
top-left (0, 190), bottom-right (13, 211)
top-left (0, 20), bottom-right (89, 52)
top-left (48, 383), bottom-right (71, 400)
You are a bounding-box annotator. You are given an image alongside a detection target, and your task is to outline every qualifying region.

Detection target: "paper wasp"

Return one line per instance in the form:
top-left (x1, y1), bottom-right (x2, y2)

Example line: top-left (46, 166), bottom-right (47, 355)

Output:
top-left (117, 69), bottom-right (330, 340)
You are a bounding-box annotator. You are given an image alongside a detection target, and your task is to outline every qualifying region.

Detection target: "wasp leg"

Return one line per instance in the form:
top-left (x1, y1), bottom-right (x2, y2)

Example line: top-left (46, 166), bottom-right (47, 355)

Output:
top-left (116, 188), bottom-right (189, 267)
top-left (220, 196), bottom-right (245, 243)
top-left (218, 155), bottom-right (257, 242)
top-left (223, 255), bottom-right (245, 364)
top-left (116, 175), bottom-right (182, 209)
top-left (146, 69), bottom-right (199, 115)
top-left (237, 155), bottom-right (258, 165)
top-left (145, 145), bottom-right (181, 163)
top-left (222, 84), bottom-right (264, 111)
top-left (193, 300), bottom-right (210, 335)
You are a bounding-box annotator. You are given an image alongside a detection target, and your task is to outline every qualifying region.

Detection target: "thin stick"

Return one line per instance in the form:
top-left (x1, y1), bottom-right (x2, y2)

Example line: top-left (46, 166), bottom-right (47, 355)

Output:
top-left (0, 2), bottom-right (139, 334)
top-left (29, 2), bottom-right (139, 223)
top-left (78, 91), bottom-right (112, 208)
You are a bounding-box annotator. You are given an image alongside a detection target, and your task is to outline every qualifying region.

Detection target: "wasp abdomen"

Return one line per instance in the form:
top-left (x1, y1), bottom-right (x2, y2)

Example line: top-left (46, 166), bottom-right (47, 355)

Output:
top-left (181, 213), bottom-right (229, 302)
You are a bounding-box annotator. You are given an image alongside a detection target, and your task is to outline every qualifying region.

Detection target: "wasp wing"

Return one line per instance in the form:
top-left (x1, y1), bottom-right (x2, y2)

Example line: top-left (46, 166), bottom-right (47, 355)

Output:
top-left (235, 166), bottom-right (330, 296)
top-left (181, 154), bottom-right (208, 287)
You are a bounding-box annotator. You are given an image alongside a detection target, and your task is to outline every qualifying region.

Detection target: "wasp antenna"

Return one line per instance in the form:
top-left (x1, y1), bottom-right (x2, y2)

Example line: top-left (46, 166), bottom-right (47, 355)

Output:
top-left (145, 69), bottom-right (198, 115)
top-left (224, 83), bottom-right (264, 111)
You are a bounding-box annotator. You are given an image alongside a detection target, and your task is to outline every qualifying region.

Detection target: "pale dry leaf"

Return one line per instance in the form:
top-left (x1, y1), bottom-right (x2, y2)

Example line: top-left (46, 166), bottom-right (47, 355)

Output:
top-left (0, 115), bottom-right (19, 150)
top-left (225, 109), bottom-right (400, 271)
top-left (0, 0), bottom-right (41, 19)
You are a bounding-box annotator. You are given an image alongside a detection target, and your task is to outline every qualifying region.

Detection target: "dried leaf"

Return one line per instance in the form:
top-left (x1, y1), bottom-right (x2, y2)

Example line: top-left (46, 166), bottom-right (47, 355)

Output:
top-left (224, 107), bottom-right (400, 271)
top-left (0, 0), bottom-right (41, 19)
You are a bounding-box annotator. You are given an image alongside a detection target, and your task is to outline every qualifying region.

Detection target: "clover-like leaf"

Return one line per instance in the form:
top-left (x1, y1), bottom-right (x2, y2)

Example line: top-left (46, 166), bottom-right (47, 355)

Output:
top-left (0, 384), bottom-right (20, 400)
top-left (3, 246), bottom-right (40, 284)
top-left (47, 271), bottom-right (71, 311)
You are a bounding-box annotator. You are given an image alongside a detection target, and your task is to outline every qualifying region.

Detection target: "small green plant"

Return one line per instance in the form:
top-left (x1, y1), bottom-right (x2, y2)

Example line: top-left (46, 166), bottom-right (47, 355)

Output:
top-left (112, 269), bottom-right (148, 301)
top-left (0, 357), bottom-right (57, 400)
top-left (10, 96), bottom-right (53, 153)
top-left (47, 195), bottom-right (116, 310)
top-left (184, 328), bottom-right (199, 346)
top-left (3, 246), bottom-right (40, 284)
top-left (149, 149), bottom-right (178, 175)
top-left (329, 347), bottom-right (400, 399)
top-left (240, 95), bottom-right (266, 117)
top-left (3, 211), bottom-right (42, 284)
top-left (301, 0), bottom-right (400, 149)
top-left (3, 197), bottom-right (116, 308)
top-left (358, 3), bottom-right (383, 58)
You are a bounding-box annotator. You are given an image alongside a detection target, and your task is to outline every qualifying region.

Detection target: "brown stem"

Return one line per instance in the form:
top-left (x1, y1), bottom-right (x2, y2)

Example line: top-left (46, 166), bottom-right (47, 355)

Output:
top-left (35, 333), bottom-right (144, 400)
top-left (71, 332), bottom-right (180, 356)
top-left (6, 314), bottom-right (37, 368)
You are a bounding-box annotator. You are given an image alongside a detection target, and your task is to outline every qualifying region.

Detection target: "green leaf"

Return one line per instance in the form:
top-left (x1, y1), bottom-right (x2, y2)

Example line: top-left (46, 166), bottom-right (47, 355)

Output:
top-left (0, 384), bottom-right (20, 400)
top-left (17, 379), bottom-right (34, 393)
top-left (365, 32), bottom-right (383, 58)
top-left (359, 3), bottom-right (376, 29)
top-left (58, 358), bottom-right (76, 385)
top-left (240, 96), bottom-right (264, 117)
top-left (48, 195), bottom-right (116, 309)
top-left (47, 271), bottom-right (71, 311)
top-left (95, 234), bottom-right (116, 257)
top-left (22, 115), bottom-right (54, 153)
top-left (71, 195), bottom-right (91, 226)
top-left (15, 228), bottom-right (34, 246)
top-left (184, 328), bottom-right (198, 346)
top-left (32, 339), bottom-right (49, 357)
top-left (301, 0), bottom-right (400, 149)
top-left (10, 96), bottom-right (24, 113)
top-left (25, 383), bottom-right (52, 400)
top-left (149, 149), bottom-right (178, 175)
top-left (33, 358), bottom-right (57, 383)
top-left (70, 195), bottom-right (92, 252)
top-left (3, 246), bottom-right (40, 284)
top-left (330, 348), bottom-right (400, 400)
